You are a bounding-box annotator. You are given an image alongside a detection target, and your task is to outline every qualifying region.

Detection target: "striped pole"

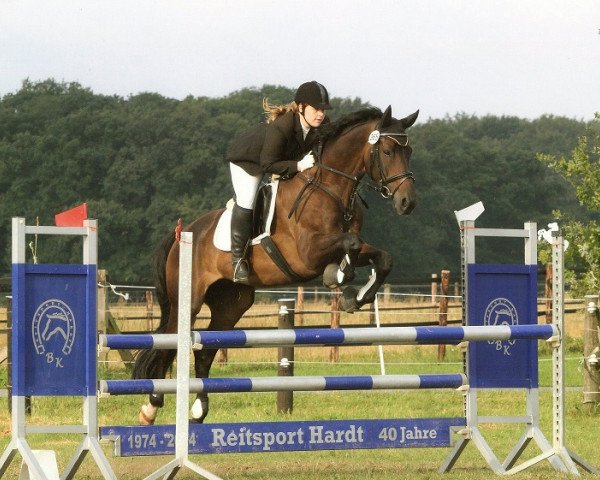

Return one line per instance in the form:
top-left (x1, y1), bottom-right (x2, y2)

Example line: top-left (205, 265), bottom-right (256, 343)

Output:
top-left (99, 324), bottom-right (558, 351)
top-left (100, 373), bottom-right (467, 396)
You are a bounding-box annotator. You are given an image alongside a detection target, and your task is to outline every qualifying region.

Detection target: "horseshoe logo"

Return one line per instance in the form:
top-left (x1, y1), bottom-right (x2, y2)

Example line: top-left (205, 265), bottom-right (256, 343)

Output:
top-left (484, 297), bottom-right (518, 355)
top-left (32, 299), bottom-right (76, 356)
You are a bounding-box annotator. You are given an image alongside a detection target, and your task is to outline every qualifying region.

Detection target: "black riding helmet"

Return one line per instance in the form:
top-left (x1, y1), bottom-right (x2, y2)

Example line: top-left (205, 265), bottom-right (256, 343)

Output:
top-left (294, 81), bottom-right (332, 110)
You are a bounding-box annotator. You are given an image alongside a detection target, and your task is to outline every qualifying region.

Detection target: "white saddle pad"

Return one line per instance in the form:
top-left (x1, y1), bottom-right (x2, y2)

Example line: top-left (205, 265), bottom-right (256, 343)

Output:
top-left (213, 180), bottom-right (279, 252)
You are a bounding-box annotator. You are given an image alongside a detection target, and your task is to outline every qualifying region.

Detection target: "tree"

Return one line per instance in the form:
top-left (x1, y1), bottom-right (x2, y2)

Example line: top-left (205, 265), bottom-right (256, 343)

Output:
top-left (0, 79), bottom-right (589, 284)
top-left (537, 113), bottom-right (600, 295)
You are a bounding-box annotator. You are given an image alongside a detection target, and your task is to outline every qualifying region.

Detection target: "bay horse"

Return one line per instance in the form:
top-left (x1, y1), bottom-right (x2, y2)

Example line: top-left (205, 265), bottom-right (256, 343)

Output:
top-left (133, 105), bottom-right (418, 425)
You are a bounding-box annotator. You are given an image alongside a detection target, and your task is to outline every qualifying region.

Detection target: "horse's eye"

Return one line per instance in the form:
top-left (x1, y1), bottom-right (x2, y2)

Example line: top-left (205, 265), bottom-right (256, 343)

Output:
top-left (383, 149), bottom-right (392, 157)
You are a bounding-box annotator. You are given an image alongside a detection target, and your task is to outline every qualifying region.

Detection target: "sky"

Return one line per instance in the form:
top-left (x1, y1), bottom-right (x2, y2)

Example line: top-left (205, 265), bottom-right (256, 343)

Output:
top-left (1, 0), bottom-right (599, 121)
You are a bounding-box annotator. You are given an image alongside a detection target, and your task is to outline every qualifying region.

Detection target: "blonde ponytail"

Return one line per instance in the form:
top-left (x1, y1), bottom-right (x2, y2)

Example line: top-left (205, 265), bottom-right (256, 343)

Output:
top-left (262, 98), bottom-right (299, 123)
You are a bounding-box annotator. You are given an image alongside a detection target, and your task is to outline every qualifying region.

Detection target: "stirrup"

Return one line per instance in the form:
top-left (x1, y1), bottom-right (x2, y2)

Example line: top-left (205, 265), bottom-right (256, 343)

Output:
top-left (232, 258), bottom-right (249, 283)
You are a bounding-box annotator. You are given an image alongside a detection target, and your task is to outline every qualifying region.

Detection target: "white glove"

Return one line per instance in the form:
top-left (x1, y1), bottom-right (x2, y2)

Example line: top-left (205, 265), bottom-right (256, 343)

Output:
top-left (297, 153), bottom-right (315, 172)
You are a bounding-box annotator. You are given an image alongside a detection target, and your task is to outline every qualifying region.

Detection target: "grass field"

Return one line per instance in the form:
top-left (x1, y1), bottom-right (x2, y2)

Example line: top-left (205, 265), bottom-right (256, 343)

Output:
top-left (1, 300), bottom-right (598, 479)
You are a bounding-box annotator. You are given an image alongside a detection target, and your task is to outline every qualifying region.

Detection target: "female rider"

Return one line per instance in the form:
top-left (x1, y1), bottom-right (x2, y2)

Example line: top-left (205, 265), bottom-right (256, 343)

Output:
top-left (226, 80), bottom-right (332, 283)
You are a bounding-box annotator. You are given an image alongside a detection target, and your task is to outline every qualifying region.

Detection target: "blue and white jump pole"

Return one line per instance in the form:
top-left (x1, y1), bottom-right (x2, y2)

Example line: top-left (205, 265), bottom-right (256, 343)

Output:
top-left (98, 208), bottom-right (597, 478)
top-left (3, 209), bottom-right (595, 478)
top-left (99, 324), bottom-right (558, 351)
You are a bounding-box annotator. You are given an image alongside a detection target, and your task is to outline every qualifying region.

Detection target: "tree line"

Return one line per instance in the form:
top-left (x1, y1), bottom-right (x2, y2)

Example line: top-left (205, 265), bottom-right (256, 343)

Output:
top-left (0, 79), bottom-right (592, 286)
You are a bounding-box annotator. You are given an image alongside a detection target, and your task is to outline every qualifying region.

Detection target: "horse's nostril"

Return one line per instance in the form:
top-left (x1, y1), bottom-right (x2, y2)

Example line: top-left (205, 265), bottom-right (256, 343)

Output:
top-left (396, 195), bottom-right (415, 215)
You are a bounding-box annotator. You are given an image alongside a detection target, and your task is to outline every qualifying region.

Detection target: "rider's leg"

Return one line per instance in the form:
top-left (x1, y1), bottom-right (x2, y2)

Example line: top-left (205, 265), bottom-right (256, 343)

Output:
top-left (229, 163), bottom-right (261, 283)
top-left (230, 204), bottom-right (253, 282)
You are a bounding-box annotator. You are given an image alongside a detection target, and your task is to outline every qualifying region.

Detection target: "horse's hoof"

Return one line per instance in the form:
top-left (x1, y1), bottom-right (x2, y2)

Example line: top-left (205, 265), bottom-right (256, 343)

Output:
top-left (339, 287), bottom-right (359, 313)
top-left (323, 263), bottom-right (340, 288)
top-left (191, 397), bottom-right (208, 423)
top-left (138, 407), bottom-right (156, 426)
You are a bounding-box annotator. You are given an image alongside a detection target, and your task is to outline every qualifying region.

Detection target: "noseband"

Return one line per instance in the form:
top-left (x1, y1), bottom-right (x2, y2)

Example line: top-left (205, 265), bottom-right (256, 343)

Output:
top-left (367, 130), bottom-right (415, 199)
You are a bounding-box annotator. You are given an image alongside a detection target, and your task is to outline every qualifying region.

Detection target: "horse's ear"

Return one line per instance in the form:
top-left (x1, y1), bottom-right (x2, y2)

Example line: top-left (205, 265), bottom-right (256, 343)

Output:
top-left (377, 105), bottom-right (393, 129)
top-left (399, 110), bottom-right (419, 130)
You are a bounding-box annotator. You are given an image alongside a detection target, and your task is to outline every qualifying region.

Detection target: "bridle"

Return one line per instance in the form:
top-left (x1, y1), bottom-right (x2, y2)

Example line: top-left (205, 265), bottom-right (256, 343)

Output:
top-left (366, 129), bottom-right (415, 199)
top-left (289, 126), bottom-right (415, 225)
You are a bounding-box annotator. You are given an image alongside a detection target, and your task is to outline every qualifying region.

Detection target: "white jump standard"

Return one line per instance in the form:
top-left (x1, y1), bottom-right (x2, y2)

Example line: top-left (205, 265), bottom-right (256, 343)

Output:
top-left (0, 218), bottom-right (116, 480)
top-left (3, 213), bottom-right (597, 479)
top-left (100, 216), bottom-right (597, 477)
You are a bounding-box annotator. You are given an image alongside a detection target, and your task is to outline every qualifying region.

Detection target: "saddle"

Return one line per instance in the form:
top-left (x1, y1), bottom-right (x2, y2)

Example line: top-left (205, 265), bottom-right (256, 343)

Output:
top-left (213, 179), bottom-right (278, 251)
top-left (213, 179), bottom-right (304, 282)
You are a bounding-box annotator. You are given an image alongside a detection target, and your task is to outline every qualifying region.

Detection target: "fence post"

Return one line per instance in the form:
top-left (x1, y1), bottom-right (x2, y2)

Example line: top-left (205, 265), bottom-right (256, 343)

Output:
top-left (431, 273), bottom-right (438, 304)
top-left (296, 286), bottom-right (304, 326)
top-left (438, 270), bottom-right (450, 361)
top-left (97, 269), bottom-right (107, 335)
top-left (583, 294), bottom-right (600, 412)
top-left (277, 298), bottom-right (295, 414)
top-left (383, 284), bottom-right (391, 305)
top-left (145, 289), bottom-right (154, 331)
top-left (99, 271), bottom-right (135, 368)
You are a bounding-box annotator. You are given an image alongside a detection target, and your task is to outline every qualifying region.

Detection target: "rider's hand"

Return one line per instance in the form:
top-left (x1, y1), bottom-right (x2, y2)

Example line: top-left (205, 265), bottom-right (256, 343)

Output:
top-left (297, 153), bottom-right (315, 172)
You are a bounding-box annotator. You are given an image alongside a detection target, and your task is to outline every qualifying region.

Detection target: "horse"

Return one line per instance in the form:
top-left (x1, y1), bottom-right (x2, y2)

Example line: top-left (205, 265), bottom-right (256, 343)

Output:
top-left (133, 105), bottom-right (419, 425)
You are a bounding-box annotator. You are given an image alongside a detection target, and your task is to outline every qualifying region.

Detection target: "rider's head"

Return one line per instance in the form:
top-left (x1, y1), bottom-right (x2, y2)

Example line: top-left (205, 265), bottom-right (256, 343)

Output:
top-left (295, 81), bottom-right (332, 111)
top-left (295, 81), bottom-right (332, 128)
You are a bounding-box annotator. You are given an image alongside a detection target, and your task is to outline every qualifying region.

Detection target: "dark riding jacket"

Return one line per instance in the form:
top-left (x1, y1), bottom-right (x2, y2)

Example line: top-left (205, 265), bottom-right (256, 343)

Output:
top-left (226, 111), bottom-right (325, 177)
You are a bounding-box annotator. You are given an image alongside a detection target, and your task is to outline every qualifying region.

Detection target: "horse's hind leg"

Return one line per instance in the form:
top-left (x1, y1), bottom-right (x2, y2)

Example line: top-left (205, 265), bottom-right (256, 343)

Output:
top-left (138, 349), bottom-right (177, 425)
top-left (190, 280), bottom-right (255, 423)
top-left (136, 301), bottom-right (180, 425)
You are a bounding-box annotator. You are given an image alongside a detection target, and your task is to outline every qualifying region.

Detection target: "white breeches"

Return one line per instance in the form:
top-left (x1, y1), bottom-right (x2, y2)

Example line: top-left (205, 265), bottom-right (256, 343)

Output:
top-left (229, 163), bottom-right (262, 210)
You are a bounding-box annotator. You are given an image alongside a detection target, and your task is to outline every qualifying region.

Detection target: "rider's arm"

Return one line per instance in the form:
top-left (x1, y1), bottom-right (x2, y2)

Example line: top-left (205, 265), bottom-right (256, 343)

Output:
top-left (259, 114), bottom-right (302, 177)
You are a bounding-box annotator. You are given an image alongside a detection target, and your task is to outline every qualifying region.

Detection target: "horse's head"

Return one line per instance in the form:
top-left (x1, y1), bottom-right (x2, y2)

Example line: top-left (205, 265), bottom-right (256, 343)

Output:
top-left (364, 106), bottom-right (418, 215)
top-left (314, 106), bottom-right (418, 220)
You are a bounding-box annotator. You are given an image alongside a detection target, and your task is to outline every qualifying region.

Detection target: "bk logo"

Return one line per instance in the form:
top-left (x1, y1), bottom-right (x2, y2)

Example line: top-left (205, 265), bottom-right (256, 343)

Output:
top-left (484, 297), bottom-right (518, 355)
top-left (32, 299), bottom-right (76, 368)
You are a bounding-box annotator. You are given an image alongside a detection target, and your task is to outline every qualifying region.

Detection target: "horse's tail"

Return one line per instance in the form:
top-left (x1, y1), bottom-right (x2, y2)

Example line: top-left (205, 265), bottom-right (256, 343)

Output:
top-left (132, 231), bottom-right (176, 380)
top-left (154, 231), bottom-right (176, 331)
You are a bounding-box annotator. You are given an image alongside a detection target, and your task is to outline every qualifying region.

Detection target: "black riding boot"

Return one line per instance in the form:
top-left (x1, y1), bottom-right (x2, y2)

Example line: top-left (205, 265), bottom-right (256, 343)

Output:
top-left (230, 204), bottom-right (253, 283)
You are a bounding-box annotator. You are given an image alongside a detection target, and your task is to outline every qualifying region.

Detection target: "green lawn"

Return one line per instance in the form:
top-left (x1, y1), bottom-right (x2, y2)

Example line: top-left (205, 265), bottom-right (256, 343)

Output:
top-left (1, 342), bottom-right (598, 479)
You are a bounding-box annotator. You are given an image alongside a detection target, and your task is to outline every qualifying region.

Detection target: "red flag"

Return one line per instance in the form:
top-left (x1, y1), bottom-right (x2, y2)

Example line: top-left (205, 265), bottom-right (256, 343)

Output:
top-left (55, 203), bottom-right (88, 227)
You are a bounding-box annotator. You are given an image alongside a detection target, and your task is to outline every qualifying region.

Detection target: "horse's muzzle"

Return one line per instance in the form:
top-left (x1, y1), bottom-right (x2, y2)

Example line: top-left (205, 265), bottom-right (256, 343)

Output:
top-left (393, 189), bottom-right (416, 215)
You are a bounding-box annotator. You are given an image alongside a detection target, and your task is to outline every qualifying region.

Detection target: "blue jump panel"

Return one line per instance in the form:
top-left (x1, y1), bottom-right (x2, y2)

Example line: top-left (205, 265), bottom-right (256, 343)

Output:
top-left (467, 263), bottom-right (539, 389)
top-left (101, 417), bottom-right (465, 456)
top-left (12, 263), bottom-right (97, 396)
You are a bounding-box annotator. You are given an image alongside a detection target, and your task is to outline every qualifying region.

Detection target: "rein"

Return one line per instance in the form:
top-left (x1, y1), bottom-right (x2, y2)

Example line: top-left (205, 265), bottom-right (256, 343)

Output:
top-left (288, 128), bottom-right (414, 225)
top-left (289, 164), bottom-right (365, 225)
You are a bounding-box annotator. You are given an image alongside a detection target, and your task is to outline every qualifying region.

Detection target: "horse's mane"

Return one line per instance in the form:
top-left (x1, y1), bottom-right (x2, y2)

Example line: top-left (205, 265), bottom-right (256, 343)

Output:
top-left (318, 107), bottom-right (382, 145)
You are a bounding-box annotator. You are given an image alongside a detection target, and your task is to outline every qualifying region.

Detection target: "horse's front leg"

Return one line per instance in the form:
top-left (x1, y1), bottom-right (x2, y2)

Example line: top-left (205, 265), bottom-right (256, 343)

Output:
top-left (319, 233), bottom-right (363, 289)
top-left (299, 231), bottom-right (380, 313)
top-left (338, 243), bottom-right (393, 312)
